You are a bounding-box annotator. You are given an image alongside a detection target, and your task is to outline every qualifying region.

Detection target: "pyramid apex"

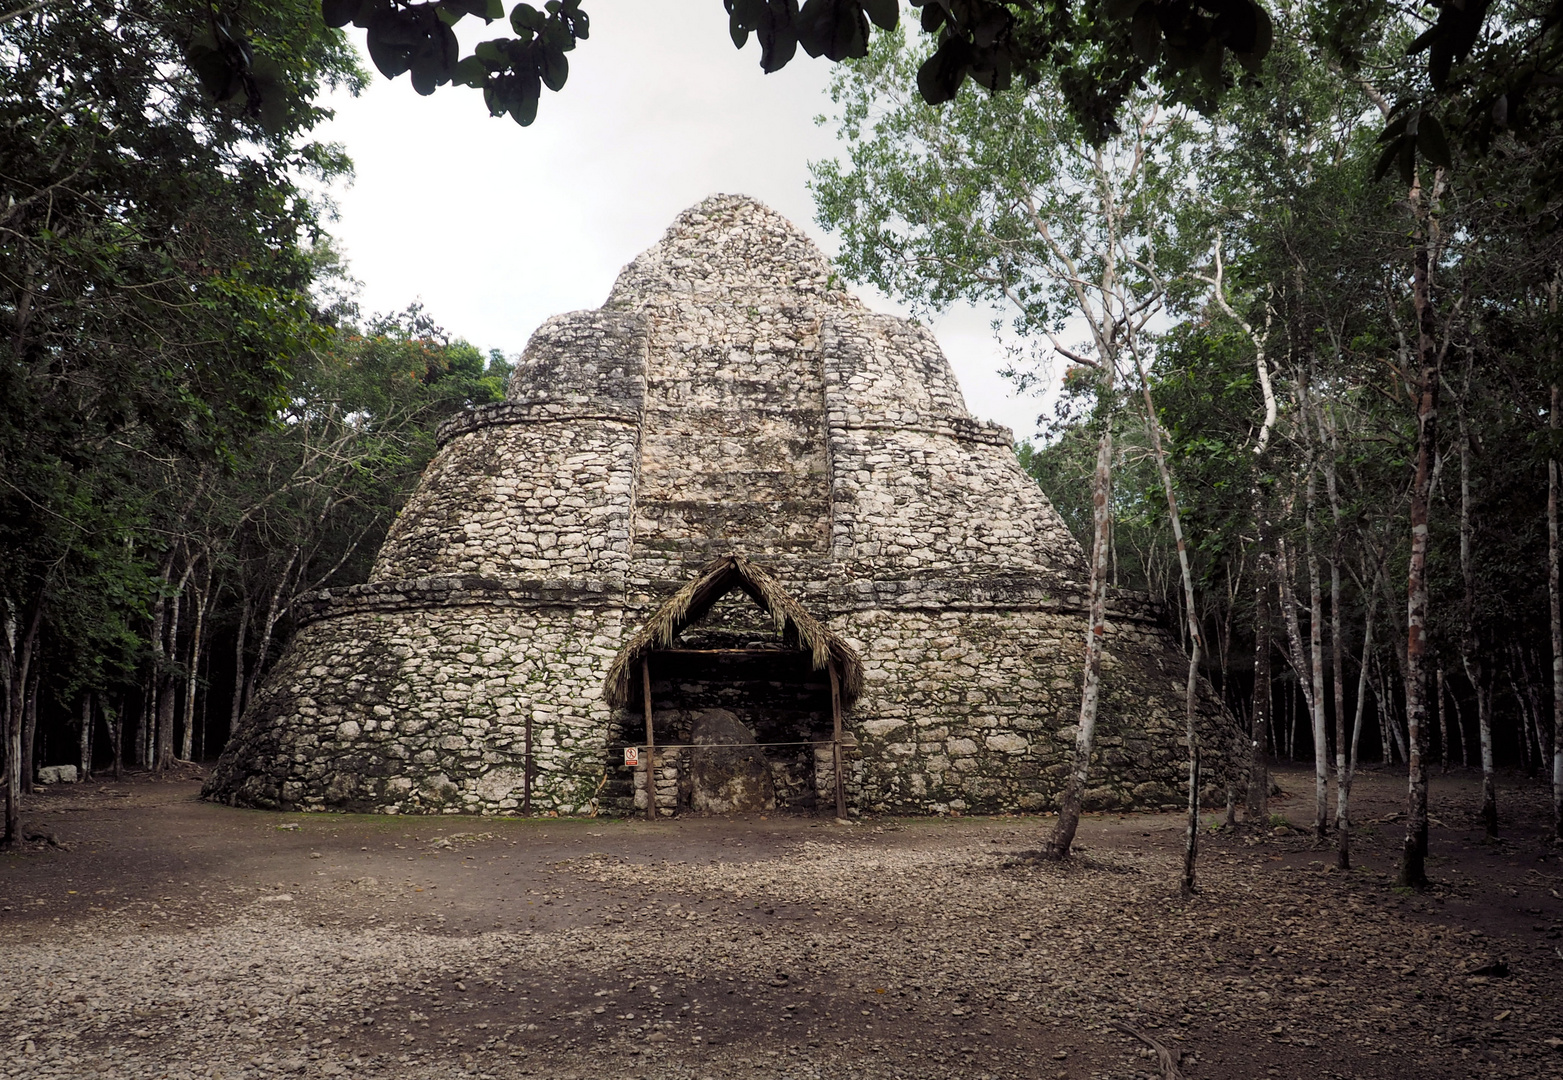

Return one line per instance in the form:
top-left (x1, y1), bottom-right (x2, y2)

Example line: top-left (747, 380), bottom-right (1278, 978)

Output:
top-left (607, 194), bottom-right (838, 305)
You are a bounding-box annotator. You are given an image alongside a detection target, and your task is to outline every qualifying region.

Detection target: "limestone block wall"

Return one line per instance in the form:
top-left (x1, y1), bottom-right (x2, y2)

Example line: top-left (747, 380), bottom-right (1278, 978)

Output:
top-left (632, 298), bottom-right (831, 566)
top-left (371, 309), bottom-right (648, 582)
top-left (828, 594), bottom-right (1228, 815)
top-left (371, 420), bottom-right (640, 580)
top-left (204, 588), bottom-right (625, 815)
top-left (821, 313), bottom-right (1084, 579)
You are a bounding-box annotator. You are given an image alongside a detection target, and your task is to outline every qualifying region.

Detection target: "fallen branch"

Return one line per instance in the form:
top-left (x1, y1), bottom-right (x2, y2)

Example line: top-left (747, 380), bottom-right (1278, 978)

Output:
top-left (1110, 1020), bottom-right (1184, 1080)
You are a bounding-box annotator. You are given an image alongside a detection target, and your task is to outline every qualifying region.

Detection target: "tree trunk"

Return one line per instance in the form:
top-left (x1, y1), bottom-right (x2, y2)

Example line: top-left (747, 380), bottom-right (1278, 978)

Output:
top-left (138, 679), bottom-right (153, 768)
top-left (1551, 381), bottom-right (1563, 842)
top-left (1376, 657), bottom-right (1393, 764)
top-left (1304, 495), bottom-right (1329, 842)
top-left (21, 663), bottom-right (39, 794)
top-left (1449, 680), bottom-right (1470, 766)
top-left (156, 586), bottom-right (181, 772)
top-left (1276, 537), bottom-right (1320, 783)
top-left (1341, 583), bottom-right (1377, 870)
top-left (1247, 541), bottom-right (1274, 824)
top-left (147, 556), bottom-right (171, 771)
top-left (181, 565), bottom-right (212, 762)
top-left (1515, 645), bottom-right (1552, 783)
top-left (1285, 683), bottom-right (1297, 761)
top-left (3, 603), bottom-right (44, 847)
top-left (78, 694), bottom-right (92, 781)
top-left (1477, 677), bottom-right (1496, 835)
top-left (108, 703), bottom-right (122, 781)
top-left (1047, 426), bottom-right (1112, 858)
top-left (1329, 549), bottom-right (1347, 825)
top-left (1457, 397), bottom-right (1485, 808)
top-left (1436, 667), bottom-right (1449, 773)
top-left (1130, 357), bottom-right (1206, 893)
top-left (229, 590), bottom-right (252, 743)
top-left (1398, 168), bottom-right (1443, 891)
top-left (244, 550), bottom-right (299, 714)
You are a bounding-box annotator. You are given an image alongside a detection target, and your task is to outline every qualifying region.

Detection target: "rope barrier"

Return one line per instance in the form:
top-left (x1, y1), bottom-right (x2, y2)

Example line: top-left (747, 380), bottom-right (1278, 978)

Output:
top-left (623, 739), bottom-right (839, 750)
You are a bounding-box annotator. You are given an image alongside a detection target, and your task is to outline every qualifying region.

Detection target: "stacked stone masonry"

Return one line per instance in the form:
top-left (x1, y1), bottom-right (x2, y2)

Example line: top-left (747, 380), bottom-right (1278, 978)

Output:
top-left (206, 195), bottom-right (1233, 817)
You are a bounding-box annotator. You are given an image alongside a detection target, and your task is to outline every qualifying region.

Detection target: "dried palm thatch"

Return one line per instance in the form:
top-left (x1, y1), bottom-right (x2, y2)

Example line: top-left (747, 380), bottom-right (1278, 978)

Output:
top-left (603, 554), bottom-right (863, 710)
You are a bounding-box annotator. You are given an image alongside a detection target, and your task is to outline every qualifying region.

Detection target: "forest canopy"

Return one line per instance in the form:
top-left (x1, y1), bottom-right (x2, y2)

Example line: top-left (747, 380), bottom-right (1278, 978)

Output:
top-left (809, 2), bottom-right (1563, 878)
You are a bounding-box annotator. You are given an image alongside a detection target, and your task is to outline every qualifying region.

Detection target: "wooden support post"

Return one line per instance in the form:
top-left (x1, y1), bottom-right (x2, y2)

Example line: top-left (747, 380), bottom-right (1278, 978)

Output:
top-left (522, 707), bottom-right (533, 814)
top-left (642, 655), bottom-right (656, 821)
top-left (829, 664), bottom-right (846, 819)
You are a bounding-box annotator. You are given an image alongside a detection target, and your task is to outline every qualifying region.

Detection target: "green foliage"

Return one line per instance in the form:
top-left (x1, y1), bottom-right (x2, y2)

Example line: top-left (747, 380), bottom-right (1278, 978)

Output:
top-left (814, 5), bottom-right (1563, 770)
top-left (0, 0), bottom-right (513, 786)
top-left (1, 0), bottom-right (361, 706)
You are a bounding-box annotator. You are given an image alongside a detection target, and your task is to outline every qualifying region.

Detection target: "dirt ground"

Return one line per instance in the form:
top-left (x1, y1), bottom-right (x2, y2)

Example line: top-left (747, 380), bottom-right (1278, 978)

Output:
top-left (1, 765), bottom-right (1560, 1080)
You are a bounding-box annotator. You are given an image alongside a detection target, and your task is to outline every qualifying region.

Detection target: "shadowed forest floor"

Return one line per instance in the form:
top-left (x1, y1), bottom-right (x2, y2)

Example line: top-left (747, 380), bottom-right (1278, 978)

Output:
top-left (1, 765), bottom-right (1560, 1080)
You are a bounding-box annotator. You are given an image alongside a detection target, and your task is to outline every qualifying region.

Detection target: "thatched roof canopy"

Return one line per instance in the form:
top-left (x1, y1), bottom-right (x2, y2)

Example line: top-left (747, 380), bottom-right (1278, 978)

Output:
top-left (603, 555), bottom-right (863, 710)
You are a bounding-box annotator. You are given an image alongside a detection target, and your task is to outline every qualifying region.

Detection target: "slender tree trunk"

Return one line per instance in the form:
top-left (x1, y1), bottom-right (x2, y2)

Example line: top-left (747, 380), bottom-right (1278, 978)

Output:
top-left (1341, 583), bottom-right (1377, 869)
top-left (138, 679), bottom-right (153, 768)
top-left (1286, 683), bottom-right (1297, 761)
top-left (1515, 646), bottom-right (1551, 781)
top-left (1320, 410), bottom-right (1348, 830)
top-left (195, 639), bottom-right (209, 762)
top-left (1457, 395), bottom-right (1487, 821)
top-left (244, 550), bottom-right (299, 713)
top-left (1048, 427), bottom-right (1113, 858)
top-left (1329, 560), bottom-right (1346, 818)
top-left (1449, 680), bottom-right (1470, 767)
top-left (1130, 358), bottom-right (1206, 892)
top-left (108, 703), bottom-right (122, 781)
top-left (1304, 492), bottom-right (1330, 842)
top-left (78, 693), bottom-right (92, 781)
top-left (147, 558), bottom-right (170, 771)
top-left (1377, 658), bottom-right (1393, 764)
top-left (156, 587), bottom-right (182, 772)
top-left (1399, 168), bottom-right (1443, 891)
top-left (181, 565), bottom-right (211, 762)
top-left (1477, 677), bottom-right (1496, 834)
top-left (1551, 380), bottom-right (1563, 842)
top-left (1437, 668), bottom-right (1450, 773)
top-left (230, 590), bottom-right (252, 741)
top-left (1248, 542), bottom-right (1274, 824)
top-left (1276, 537), bottom-right (1320, 781)
top-left (4, 603), bottom-right (44, 846)
top-left (21, 663), bottom-right (39, 794)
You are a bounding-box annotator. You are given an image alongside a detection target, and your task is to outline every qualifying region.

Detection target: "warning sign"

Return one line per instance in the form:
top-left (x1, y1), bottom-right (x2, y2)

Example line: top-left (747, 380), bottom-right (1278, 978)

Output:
top-left (623, 746), bottom-right (640, 767)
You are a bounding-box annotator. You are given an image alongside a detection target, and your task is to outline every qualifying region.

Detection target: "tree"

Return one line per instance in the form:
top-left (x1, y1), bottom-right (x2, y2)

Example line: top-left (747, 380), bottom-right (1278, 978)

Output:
top-left (0, 0), bottom-right (360, 842)
top-left (812, 25), bottom-right (1206, 858)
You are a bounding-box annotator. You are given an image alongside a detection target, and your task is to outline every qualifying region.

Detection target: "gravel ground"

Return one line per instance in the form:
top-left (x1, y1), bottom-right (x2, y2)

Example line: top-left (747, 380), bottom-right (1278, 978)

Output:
top-left (1, 765), bottom-right (1560, 1080)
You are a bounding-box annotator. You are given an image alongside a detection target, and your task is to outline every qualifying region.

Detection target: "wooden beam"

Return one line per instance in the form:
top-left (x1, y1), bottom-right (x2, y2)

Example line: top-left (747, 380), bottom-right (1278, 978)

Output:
top-left (522, 707), bottom-right (532, 815)
top-left (641, 654), bottom-right (656, 822)
top-left (652, 648), bottom-right (805, 657)
top-left (829, 663), bottom-right (846, 819)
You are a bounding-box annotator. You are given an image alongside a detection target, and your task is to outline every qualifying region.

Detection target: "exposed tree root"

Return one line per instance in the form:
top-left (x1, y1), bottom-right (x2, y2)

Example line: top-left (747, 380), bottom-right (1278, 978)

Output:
top-left (1110, 1020), bottom-right (1184, 1080)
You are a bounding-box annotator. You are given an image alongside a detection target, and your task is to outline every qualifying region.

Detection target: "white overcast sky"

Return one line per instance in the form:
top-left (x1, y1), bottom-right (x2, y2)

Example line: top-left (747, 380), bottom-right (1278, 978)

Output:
top-left (310, 1), bottom-right (1054, 443)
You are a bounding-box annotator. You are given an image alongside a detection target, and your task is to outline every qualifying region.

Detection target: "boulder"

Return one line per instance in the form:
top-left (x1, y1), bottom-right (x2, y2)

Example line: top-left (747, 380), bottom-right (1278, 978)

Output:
top-left (35, 765), bottom-right (78, 785)
top-left (688, 709), bottom-right (775, 814)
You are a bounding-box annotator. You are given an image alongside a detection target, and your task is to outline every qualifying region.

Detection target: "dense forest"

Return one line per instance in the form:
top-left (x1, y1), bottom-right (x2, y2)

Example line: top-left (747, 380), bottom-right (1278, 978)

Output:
top-left (810, 1), bottom-right (1563, 877)
top-left (4, 0), bottom-right (1562, 886)
top-left (0, 0), bottom-right (511, 840)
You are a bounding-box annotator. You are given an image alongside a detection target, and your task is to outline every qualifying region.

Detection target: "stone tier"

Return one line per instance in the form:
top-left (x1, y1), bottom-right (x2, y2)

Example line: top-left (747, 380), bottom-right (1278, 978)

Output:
top-left (297, 574), bottom-right (1166, 630)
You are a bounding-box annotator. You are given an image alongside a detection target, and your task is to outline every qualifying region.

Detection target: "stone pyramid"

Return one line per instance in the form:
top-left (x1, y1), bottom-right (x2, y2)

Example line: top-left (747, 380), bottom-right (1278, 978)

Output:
top-left (205, 195), bottom-right (1230, 817)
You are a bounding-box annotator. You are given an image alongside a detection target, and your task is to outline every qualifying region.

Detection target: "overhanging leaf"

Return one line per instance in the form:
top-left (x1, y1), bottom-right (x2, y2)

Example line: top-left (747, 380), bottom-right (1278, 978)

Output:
top-left (861, 0), bottom-right (897, 32)
top-left (1415, 112), bottom-right (1452, 168)
top-left (321, 0), bottom-right (359, 29)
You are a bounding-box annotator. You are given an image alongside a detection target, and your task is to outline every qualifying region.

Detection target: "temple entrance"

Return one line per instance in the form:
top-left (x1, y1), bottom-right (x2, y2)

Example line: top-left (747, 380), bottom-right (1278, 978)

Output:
top-left (603, 555), bottom-right (862, 818)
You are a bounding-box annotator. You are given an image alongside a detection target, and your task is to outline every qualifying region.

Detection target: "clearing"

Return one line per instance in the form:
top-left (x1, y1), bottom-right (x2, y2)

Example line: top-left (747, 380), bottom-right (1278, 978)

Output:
top-left (1, 766), bottom-right (1560, 1080)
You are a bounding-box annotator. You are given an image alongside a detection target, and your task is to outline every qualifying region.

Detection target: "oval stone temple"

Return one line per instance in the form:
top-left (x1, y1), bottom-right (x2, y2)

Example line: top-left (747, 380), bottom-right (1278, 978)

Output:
top-left (204, 195), bottom-right (1230, 817)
